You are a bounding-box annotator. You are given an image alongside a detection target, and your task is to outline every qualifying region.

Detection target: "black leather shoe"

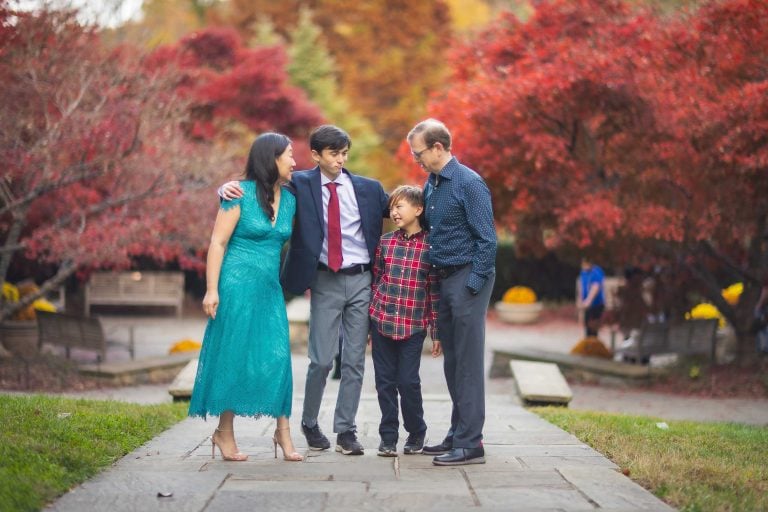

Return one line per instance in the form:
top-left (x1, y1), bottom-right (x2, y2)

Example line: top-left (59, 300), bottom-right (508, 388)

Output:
top-left (422, 436), bottom-right (453, 455)
top-left (336, 430), bottom-right (364, 455)
top-left (403, 433), bottom-right (425, 455)
top-left (301, 423), bottom-right (330, 451)
top-left (432, 447), bottom-right (485, 466)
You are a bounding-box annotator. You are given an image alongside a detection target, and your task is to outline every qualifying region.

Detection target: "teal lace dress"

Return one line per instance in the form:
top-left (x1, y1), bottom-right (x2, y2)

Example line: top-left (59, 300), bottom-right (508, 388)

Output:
top-left (189, 181), bottom-right (296, 419)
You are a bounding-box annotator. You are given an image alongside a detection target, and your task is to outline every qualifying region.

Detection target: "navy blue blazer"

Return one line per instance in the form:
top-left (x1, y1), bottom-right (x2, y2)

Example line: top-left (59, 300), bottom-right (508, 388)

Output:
top-left (281, 167), bottom-right (388, 295)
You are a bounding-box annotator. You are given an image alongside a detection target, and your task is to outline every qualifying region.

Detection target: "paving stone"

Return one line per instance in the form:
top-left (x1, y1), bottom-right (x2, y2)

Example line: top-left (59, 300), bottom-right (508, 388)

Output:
top-left (483, 430), bottom-right (582, 445)
top-left (46, 471), bottom-right (220, 512)
top-left (519, 455), bottom-right (620, 470)
top-left (222, 479), bottom-right (366, 493)
top-left (464, 469), bottom-right (572, 489)
top-left (48, 492), bottom-right (208, 512)
top-left (485, 443), bottom-right (605, 458)
top-left (474, 487), bottom-right (596, 510)
top-left (208, 490), bottom-right (325, 512)
top-left (396, 465), bottom-right (475, 482)
top-left (559, 467), bottom-right (675, 511)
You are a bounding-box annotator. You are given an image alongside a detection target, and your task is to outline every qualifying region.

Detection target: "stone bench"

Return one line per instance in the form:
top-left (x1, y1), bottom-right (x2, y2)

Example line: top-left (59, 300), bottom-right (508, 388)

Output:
top-left (510, 360), bottom-right (573, 406)
top-left (490, 347), bottom-right (668, 380)
top-left (85, 271), bottom-right (184, 317)
top-left (79, 353), bottom-right (197, 385)
top-left (168, 358), bottom-right (198, 401)
top-left (618, 318), bottom-right (718, 364)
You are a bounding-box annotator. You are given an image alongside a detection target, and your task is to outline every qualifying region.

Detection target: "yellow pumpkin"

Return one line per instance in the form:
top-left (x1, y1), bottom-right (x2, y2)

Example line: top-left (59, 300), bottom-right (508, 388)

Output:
top-left (721, 282), bottom-right (743, 306)
top-left (502, 286), bottom-right (537, 304)
top-left (169, 339), bottom-right (202, 354)
top-left (686, 303), bottom-right (725, 328)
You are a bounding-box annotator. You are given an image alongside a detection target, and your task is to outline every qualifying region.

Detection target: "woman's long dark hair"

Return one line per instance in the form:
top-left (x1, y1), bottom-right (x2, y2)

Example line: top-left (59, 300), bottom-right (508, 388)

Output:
top-left (244, 132), bottom-right (291, 220)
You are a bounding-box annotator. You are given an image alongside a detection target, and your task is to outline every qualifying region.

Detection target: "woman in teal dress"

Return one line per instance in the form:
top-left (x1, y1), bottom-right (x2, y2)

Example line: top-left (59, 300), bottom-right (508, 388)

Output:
top-left (189, 132), bottom-right (302, 462)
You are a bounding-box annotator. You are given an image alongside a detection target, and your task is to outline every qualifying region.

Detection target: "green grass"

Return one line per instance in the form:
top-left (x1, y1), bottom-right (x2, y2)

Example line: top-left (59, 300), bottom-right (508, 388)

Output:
top-left (0, 394), bottom-right (187, 512)
top-left (533, 407), bottom-right (768, 512)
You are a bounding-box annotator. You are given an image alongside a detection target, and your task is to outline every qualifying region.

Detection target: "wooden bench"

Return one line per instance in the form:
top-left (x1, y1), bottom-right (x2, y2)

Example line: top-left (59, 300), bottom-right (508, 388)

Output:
top-left (619, 319), bottom-right (718, 364)
top-left (37, 310), bottom-right (135, 363)
top-left (490, 347), bottom-right (664, 380)
top-left (619, 321), bottom-right (669, 364)
top-left (668, 318), bottom-right (719, 361)
top-left (85, 271), bottom-right (184, 317)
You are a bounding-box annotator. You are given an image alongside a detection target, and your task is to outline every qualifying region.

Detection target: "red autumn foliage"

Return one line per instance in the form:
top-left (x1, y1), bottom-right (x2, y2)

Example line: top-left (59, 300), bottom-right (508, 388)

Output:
top-left (148, 27), bottom-right (323, 167)
top-left (409, 0), bottom-right (768, 354)
top-left (0, 7), bottom-right (323, 321)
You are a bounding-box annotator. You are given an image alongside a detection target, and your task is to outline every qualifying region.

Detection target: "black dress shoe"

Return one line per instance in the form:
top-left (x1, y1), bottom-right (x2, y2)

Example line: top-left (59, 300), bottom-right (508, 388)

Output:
top-left (432, 447), bottom-right (485, 466)
top-left (422, 436), bottom-right (453, 455)
top-left (301, 423), bottom-right (331, 451)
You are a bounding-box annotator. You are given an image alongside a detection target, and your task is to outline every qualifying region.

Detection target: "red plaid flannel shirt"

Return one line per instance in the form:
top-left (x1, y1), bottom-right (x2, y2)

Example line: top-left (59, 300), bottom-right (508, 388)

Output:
top-left (369, 229), bottom-right (439, 341)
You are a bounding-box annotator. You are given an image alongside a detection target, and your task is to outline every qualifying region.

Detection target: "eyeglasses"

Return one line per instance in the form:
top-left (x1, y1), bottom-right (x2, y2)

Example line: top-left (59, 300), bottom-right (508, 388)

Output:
top-left (411, 145), bottom-right (432, 160)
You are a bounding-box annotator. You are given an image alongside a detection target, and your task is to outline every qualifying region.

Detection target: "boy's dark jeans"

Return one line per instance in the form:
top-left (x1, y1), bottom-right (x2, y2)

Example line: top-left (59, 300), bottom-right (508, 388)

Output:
top-left (371, 324), bottom-right (427, 444)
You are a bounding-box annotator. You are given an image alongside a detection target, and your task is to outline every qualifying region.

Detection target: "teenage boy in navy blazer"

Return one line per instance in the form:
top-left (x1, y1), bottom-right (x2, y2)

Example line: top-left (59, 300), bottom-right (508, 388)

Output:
top-left (220, 125), bottom-right (388, 455)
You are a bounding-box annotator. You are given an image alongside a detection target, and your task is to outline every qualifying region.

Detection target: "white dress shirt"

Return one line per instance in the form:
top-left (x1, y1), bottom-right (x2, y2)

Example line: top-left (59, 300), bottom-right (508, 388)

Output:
top-left (320, 171), bottom-right (369, 267)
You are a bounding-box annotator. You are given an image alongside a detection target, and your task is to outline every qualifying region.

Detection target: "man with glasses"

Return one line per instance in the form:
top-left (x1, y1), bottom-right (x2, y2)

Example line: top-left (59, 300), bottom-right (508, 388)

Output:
top-left (407, 119), bottom-right (497, 466)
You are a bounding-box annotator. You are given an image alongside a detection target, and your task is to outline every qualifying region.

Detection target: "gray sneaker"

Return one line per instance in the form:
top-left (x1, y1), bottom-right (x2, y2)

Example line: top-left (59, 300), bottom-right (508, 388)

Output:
top-left (301, 423), bottom-right (330, 451)
top-left (377, 440), bottom-right (397, 457)
top-left (403, 433), bottom-right (425, 455)
top-left (336, 430), bottom-right (364, 455)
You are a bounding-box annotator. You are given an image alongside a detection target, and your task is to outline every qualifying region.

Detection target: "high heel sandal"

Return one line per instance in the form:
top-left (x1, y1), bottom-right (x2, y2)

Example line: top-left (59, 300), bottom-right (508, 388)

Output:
top-left (211, 428), bottom-right (248, 461)
top-left (273, 427), bottom-right (303, 462)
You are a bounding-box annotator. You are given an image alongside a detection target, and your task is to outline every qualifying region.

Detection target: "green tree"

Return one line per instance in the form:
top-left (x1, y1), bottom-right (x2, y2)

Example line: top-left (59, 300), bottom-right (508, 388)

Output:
top-left (286, 7), bottom-right (384, 178)
top-left (112, 0), bottom-right (212, 48)
top-left (215, 0), bottom-right (452, 158)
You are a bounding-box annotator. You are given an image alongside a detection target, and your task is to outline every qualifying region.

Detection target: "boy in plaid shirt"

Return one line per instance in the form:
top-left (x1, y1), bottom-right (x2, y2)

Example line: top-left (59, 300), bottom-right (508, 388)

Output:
top-left (369, 185), bottom-right (441, 457)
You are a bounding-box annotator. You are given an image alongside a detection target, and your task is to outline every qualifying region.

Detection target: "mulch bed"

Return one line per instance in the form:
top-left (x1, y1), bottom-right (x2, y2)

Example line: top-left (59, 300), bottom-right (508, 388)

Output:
top-left (638, 359), bottom-right (768, 399)
top-left (0, 354), bottom-right (123, 393)
top-left (565, 357), bottom-right (768, 399)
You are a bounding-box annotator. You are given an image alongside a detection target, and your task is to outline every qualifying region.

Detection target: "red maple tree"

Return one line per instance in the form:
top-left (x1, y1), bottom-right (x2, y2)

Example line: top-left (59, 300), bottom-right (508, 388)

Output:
top-left (147, 27), bottom-right (323, 167)
top-left (0, 7), bottom-right (322, 321)
top-left (410, 0), bottom-right (768, 354)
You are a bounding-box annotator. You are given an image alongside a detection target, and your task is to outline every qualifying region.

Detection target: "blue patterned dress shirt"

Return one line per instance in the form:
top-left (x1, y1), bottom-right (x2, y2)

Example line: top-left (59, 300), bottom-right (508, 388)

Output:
top-left (424, 156), bottom-right (497, 293)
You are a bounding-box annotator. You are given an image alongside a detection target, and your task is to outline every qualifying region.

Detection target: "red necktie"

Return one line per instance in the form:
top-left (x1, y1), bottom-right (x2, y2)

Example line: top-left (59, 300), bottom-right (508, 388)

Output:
top-left (326, 182), bottom-right (342, 271)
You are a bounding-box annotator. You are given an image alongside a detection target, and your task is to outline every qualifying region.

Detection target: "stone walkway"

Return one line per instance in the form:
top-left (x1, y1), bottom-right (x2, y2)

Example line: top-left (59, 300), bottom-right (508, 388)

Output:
top-left (46, 391), bottom-right (673, 511)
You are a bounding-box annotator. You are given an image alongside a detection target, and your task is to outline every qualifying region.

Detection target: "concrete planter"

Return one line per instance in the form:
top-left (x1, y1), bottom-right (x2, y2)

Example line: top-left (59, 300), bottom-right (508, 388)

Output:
top-left (494, 302), bottom-right (544, 324)
top-left (0, 320), bottom-right (39, 358)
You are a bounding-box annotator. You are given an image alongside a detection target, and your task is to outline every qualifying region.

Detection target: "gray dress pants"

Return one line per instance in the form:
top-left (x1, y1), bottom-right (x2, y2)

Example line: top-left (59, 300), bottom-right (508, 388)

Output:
top-left (437, 265), bottom-right (495, 449)
top-left (302, 270), bottom-right (371, 434)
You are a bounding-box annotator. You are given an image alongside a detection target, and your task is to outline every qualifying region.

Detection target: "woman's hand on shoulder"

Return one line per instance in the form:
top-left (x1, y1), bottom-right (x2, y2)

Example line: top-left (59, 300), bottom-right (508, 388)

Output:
top-left (220, 181), bottom-right (244, 200)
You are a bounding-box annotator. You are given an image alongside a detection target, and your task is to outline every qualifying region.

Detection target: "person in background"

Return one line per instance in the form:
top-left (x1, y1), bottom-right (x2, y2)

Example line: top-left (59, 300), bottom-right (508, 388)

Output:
top-left (577, 256), bottom-right (606, 338)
